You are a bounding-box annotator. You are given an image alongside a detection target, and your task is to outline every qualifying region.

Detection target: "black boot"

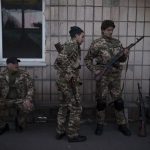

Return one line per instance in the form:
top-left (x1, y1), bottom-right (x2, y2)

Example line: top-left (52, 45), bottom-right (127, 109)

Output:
top-left (68, 135), bottom-right (87, 142)
top-left (15, 118), bottom-right (23, 133)
top-left (95, 124), bottom-right (103, 135)
top-left (56, 133), bottom-right (65, 140)
top-left (118, 124), bottom-right (131, 136)
top-left (0, 123), bottom-right (9, 135)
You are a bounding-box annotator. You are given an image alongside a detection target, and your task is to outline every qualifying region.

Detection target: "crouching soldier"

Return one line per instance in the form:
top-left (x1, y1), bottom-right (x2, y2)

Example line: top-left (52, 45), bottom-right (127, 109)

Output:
top-left (0, 57), bottom-right (34, 135)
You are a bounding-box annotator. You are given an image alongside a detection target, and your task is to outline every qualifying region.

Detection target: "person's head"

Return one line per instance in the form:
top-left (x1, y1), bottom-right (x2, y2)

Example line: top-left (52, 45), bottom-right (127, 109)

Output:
top-left (6, 57), bottom-right (21, 72)
top-left (101, 20), bottom-right (115, 38)
top-left (69, 26), bottom-right (85, 45)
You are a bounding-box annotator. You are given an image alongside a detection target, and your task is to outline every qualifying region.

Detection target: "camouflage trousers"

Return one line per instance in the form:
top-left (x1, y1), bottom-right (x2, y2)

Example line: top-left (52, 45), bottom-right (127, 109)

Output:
top-left (96, 73), bottom-right (126, 125)
top-left (0, 99), bottom-right (29, 129)
top-left (56, 79), bottom-right (82, 138)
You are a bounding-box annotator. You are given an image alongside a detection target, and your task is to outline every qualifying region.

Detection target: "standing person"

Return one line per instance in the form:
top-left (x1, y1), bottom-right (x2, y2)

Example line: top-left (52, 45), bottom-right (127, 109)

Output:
top-left (54, 26), bottom-right (86, 142)
top-left (0, 57), bottom-right (34, 135)
top-left (84, 20), bottom-right (131, 136)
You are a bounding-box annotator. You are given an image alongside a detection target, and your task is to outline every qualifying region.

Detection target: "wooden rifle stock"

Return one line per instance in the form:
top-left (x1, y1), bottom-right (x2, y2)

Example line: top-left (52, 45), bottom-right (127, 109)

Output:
top-left (137, 83), bottom-right (147, 137)
top-left (54, 42), bottom-right (63, 53)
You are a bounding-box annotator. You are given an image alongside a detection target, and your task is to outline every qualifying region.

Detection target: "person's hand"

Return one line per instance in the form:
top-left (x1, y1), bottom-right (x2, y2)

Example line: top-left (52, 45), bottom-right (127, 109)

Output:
top-left (123, 48), bottom-right (129, 56)
top-left (23, 100), bottom-right (33, 111)
top-left (70, 77), bottom-right (76, 85)
top-left (94, 70), bottom-right (101, 81)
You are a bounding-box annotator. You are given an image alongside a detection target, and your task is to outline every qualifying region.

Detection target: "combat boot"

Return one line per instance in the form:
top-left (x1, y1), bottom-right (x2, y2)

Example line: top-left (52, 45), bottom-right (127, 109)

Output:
top-left (68, 135), bottom-right (87, 142)
top-left (56, 133), bottom-right (65, 140)
top-left (118, 124), bottom-right (131, 136)
top-left (0, 123), bottom-right (9, 135)
top-left (95, 124), bottom-right (103, 135)
top-left (15, 118), bottom-right (24, 133)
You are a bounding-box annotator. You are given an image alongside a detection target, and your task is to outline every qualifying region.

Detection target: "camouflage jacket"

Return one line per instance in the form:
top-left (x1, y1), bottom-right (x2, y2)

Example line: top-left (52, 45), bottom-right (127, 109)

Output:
top-left (84, 36), bottom-right (127, 74)
top-left (0, 69), bottom-right (34, 101)
top-left (54, 40), bottom-right (81, 82)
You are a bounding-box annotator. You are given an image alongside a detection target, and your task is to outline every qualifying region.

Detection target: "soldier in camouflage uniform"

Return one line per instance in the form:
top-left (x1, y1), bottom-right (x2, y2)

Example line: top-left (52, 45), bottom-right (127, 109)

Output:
top-left (54, 26), bottom-right (86, 142)
top-left (84, 20), bottom-right (131, 136)
top-left (0, 57), bottom-right (34, 135)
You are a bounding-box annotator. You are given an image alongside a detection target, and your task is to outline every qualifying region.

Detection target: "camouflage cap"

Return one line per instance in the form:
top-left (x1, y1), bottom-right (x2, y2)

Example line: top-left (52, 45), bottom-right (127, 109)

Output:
top-left (6, 57), bottom-right (21, 64)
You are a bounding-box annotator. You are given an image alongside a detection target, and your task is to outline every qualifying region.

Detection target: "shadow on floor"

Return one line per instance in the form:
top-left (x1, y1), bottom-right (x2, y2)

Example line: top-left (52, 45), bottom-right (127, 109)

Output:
top-left (0, 121), bottom-right (150, 150)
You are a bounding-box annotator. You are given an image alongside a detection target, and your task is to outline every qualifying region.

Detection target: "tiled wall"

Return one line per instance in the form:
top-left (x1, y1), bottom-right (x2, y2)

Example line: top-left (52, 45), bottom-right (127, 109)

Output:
top-left (43, 0), bottom-right (150, 108)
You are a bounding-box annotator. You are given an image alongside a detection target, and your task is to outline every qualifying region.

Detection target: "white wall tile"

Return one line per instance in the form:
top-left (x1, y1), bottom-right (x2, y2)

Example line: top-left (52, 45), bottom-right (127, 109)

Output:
top-left (136, 22), bottom-right (144, 36)
top-left (59, 7), bottom-right (67, 20)
top-left (77, 0), bottom-right (85, 5)
top-left (128, 22), bottom-right (136, 36)
top-left (86, 0), bottom-right (93, 5)
top-left (50, 0), bottom-right (59, 5)
top-left (45, 6), bottom-right (50, 20)
top-left (137, 8), bottom-right (145, 21)
top-left (59, 0), bottom-right (67, 5)
top-left (85, 7), bottom-right (93, 20)
top-left (94, 7), bottom-right (102, 21)
top-left (142, 66), bottom-right (150, 79)
top-left (45, 0), bottom-right (50, 5)
top-left (59, 22), bottom-right (68, 35)
top-left (145, 23), bottom-right (150, 36)
top-left (94, 0), bottom-right (102, 6)
top-left (103, 7), bottom-right (111, 20)
top-left (143, 52), bottom-right (150, 65)
top-left (77, 7), bottom-right (85, 20)
top-left (128, 51), bottom-right (135, 65)
top-left (50, 37), bottom-right (59, 50)
top-left (85, 22), bottom-right (93, 35)
top-left (144, 37), bottom-right (150, 50)
top-left (111, 7), bottom-right (119, 21)
top-left (119, 0), bottom-right (128, 6)
top-left (51, 7), bottom-right (59, 20)
top-left (94, 22), bottom-right (101, 35)
top-left (50, 22), bottom-right (59, 35)
top-left (68, 7), bottom-right (76, 20)
top-left (137, 0), bottom-right (145, 7)
top-left (128, 8), bottom-right (136, 21)
top-left (146, 0), bottom-right (150, 6)
top-left (119, 37), bottom-right (127, 47)
top-left (129, 0), bottom-right (137, 6)
top-left (135, 52), bottom-right (143, 64)
top-left (145, 8), bottom-right (150, 21)
top-left (119, 7), bottom-right (128, 21)
top-left (68, 0), bottom-right (76, 5)
top-left (119, 22), bottom-right (127, 36)
top-left (134, 66), bottom-right (142, 79)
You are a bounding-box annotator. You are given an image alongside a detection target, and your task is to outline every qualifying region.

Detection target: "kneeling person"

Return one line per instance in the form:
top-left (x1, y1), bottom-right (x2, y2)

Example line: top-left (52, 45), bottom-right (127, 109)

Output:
top-left (0, 57), bottom-right (34, 134)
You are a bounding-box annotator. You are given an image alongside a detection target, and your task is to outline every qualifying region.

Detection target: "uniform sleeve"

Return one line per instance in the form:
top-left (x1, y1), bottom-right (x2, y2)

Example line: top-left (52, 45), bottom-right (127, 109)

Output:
top-left (54, 45), bottom-right (77, 81)
top-left (118, 43), bottom-right (128, 63)
top-left (84, 42), bottom-right (99, 72)
top-left (25, 73), bottom-right (34, 101)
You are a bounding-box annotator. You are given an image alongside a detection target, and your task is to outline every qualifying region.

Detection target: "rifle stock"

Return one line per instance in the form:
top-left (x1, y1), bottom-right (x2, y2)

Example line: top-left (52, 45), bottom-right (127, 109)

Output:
top-left (95, 36), bottom-right (144, 80)
top-left (55, 42), bottom-right (63, 53)
top-left (137, 83), bottom-right (147, 137)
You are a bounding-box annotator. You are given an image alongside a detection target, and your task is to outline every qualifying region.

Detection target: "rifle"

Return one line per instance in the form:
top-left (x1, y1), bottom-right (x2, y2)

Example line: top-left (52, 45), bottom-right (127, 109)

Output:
top-left (137, 83), bottom-right (147, 137)
top-left (95, 36), bottom-right (144, 80)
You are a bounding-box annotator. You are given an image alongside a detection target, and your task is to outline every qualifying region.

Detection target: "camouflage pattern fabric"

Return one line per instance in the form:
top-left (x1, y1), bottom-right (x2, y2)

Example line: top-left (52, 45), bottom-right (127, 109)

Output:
top-left (54, 40), bottom-right (82, 138)
top-left (0, 69), bottom-right (34, 128)
top-left (84, 36), bottom-right (127, 125)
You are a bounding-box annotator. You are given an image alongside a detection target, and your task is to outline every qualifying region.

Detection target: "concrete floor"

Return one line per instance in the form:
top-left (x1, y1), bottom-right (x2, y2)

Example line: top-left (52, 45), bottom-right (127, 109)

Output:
top-left (0, 121), bottom-right (150, 150)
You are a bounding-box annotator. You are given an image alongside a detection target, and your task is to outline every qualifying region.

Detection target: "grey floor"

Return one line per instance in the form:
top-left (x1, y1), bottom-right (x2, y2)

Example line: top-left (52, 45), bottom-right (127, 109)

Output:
top-left (0, 121), bottom-right (150, 150)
